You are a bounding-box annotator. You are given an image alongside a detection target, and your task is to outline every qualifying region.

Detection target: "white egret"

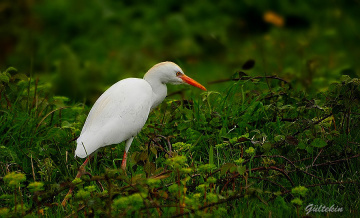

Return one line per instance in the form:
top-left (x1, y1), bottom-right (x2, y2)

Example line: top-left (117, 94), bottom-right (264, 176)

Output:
top-left (62, 61), bottom-right (206, 206)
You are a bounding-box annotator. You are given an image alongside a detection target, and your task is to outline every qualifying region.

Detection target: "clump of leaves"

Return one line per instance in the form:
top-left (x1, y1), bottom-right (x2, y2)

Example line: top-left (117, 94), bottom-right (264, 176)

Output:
top-left (1, 65), bottom-right (359, 217)
top-left (27, 182), bottom-right (45, 192)
top-left (3, 172), bottom-right (26, 188)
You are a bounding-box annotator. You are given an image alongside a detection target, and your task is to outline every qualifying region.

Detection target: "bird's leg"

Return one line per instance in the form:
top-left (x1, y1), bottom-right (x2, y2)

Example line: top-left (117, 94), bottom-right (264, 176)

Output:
top-left (121, 151), bottom-right (127, 170)
top-left (121, 137), bottom-right (134, 170)
top-left (61, 157), bottom-right (90, 207)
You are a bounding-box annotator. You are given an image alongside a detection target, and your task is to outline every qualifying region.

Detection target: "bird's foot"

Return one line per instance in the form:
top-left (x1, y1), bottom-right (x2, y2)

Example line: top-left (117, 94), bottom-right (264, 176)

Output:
top-left (61, 158), bottom-right (90, 207)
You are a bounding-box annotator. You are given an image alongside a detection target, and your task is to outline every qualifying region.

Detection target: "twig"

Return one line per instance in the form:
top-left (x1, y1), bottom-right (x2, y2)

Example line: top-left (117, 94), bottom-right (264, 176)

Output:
top-left (157, 135), bottom-right (173, 153)
top-left (147, 135), bottom-right (172, 157)
top-left (312, 148), bottom-right (323, 166)
top-left (293, 113), bottom-right (333, 136)
top-left (64, 205), bottom-right (86, 218)
top-left (245, 155), bottom-right (322, 180)
top-left (208, 75), bottom-right (290, 86)
top-left (221, 165), bottom-right (295, 192)
top-left (248, 176), bottom-right (288, 192)
top-left (306, 153), bottom-right (360, 169)
top-left (207, 169), bottom-right (221, 178)
top-left (247, 166), bottom-right (294, 186)
top-left (31, 154), bottom-right (36, 182)
top-left (221, 173), bottom-right (241, 193)
top-left (267, 166), bottom-right (295, 187)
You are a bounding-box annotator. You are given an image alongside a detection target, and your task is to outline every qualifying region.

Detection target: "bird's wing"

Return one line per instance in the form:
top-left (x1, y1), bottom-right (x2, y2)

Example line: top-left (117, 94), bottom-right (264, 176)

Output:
top-left (75, 78), bottom-right (153, 158)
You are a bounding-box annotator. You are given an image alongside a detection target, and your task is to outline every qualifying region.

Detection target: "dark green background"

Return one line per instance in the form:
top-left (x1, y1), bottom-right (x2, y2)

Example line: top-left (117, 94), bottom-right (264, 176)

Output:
top-left (1, 0), bottom-right (359, 102)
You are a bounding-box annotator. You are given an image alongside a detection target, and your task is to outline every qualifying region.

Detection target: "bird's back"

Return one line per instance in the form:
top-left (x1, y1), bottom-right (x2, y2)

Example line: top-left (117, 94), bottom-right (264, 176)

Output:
top-left (75, 78), bottom-right (153, 158)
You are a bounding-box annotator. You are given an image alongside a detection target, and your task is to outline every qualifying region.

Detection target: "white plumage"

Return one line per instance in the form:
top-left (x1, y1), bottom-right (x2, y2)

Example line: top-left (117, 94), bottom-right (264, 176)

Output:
top-left (62, 62), bottom-right (206, 206)
top-left (74, 61), bottom-right (206, 167)
top-left (75, 78), bottom-right (152, 158)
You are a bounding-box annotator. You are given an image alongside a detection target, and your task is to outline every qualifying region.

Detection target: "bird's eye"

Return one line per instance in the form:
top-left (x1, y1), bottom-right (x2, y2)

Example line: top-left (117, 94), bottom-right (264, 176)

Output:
top-left (176, 71), bottom-right (182, 76)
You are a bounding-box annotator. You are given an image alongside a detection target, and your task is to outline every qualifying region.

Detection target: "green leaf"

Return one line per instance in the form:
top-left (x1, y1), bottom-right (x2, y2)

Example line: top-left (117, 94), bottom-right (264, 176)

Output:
top-left (297, 142), bottom-right (306, 149)
top-left (209, 117), bottom-right (220, 126)
top-left (4, 67), bottom-right (17, 74)
top-left (340, 75), bottom-right (351, 83)
top-left (150, 146), bottom-right (157, 156)
top-left (177, 122), bottom-right (188, 131)
top-left (144, 162), bottom-right (156, 174)
top-left (274, 135), bottom-right (285, 142)
top-left (219, 127), bottom-right (227, 137)
top-left (305, 146), bottom-right (314, 154)
top-left (291, 186), bottom-right (308, 197)
top-left (209, 146), bottom-right (214, 165)
top-left (13, 73), bottom-right (28, 81)
top-left (220, 163), bottom-right (236, 175)
top-left (262, 142), bottom-right (272, 152)
top-left (61, 120), bottom-right (72, 128)
top-left (28, 182), bottom-right (45, 192)
top-left (139, 151), bottom-right (148, 161)
top-left (0, 73), bottom-right (10, 83)
top-left (185, 128), bottom-right (201, 141)
top-left (310, 138), bottom-right (327, 148)
top-left (291, 197), bottom-right (303, 206)
top-left (237, 165), bottom-right (246, 175)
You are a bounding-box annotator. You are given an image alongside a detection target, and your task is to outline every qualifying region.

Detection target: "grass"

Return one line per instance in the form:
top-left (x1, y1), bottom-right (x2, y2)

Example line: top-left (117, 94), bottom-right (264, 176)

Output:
top-left (0, 66), bottom-right (359, 217)
top-left (1, 2), bottom-right (360, 216)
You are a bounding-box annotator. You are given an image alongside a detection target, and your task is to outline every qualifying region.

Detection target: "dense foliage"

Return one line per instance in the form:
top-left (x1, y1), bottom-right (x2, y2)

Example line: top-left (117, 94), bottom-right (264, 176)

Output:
top-left (1, 0), bottom-right (360, 217)
top-left (1, 65), bottom-right (359, 217)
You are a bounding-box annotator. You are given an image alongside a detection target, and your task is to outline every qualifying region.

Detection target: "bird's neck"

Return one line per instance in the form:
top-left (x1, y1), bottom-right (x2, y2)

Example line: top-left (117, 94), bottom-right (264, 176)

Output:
top-left (144, 76), bottom-right (167, 109)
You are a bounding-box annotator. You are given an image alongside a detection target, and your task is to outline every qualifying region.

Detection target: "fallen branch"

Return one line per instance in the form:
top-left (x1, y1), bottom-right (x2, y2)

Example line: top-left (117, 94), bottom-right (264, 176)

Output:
top-left (208, 75), bottom-right (290, 86)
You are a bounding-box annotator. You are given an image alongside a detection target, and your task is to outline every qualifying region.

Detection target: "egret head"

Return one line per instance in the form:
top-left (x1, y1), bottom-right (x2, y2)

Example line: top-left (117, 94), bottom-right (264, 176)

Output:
top-left (144, 62), bottom-right (207, 91)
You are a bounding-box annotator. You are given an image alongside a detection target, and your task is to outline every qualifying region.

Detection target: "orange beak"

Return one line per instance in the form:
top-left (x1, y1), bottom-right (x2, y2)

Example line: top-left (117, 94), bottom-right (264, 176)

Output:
top-left (180, 75), bottom-right (207, 91)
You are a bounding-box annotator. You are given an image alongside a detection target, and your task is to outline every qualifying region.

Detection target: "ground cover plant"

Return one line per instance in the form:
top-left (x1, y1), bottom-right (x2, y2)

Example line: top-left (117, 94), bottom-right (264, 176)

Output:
top-left (1, 0), bottom-right (360, 217)
top-left (0, 63), bottom-right (359, 217)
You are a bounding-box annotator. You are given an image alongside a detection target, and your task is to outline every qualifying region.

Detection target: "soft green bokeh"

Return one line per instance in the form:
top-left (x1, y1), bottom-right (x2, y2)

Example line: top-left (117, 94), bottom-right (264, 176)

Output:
top-left (1, 0), bottom-right (359, 103)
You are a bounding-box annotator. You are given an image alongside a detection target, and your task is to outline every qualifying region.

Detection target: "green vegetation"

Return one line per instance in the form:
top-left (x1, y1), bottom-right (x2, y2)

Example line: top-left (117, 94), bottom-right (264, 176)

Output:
top-left (1, 0), bottom-right (360, 217)
top-left (1, 66), bottom-right (359, 217)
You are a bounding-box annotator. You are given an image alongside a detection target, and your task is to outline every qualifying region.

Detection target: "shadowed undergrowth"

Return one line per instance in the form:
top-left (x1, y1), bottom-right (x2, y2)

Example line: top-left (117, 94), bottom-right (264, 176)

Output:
top-left (0, 67), bottom-right (359, 217)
